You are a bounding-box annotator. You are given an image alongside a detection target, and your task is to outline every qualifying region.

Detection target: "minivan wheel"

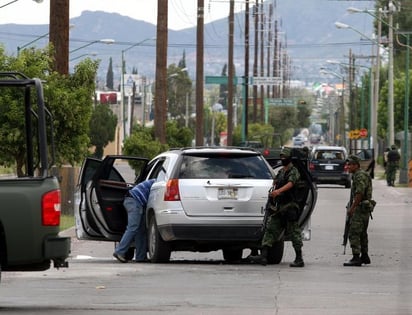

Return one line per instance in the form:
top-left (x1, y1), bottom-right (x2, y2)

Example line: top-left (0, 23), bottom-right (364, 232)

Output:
top-left (345, 180), bottom-right (351, 189)
top-left (267, 240), bottom-right (284, 264)
top-left (148, 216), bottom-right (171, 263)
top-left (222, 248), bottom-right (243, 262)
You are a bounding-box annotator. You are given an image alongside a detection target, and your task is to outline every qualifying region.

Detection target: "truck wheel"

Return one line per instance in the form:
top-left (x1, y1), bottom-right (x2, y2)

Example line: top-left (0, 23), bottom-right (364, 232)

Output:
top-left (267, 241), bottom-right (284, 264)
top-left (222, 249), bottom-right (243, 262)
top-left (147, 216), bottom-right (171, 263)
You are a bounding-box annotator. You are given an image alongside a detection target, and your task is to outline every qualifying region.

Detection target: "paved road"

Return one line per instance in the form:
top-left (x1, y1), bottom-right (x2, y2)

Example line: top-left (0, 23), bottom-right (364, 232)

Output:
top-left (0, 177), bottom-right (411, 315)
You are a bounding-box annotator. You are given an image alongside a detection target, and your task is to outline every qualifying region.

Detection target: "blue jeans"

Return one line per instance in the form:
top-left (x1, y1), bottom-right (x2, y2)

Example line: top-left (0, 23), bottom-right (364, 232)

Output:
top-left (114, 197), bottom-right (147, 261)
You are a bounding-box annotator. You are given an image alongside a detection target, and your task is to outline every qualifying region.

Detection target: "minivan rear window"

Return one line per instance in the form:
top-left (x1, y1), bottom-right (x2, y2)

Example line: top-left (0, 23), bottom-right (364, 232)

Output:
top-left (179, 155), bottom-right (273, 179)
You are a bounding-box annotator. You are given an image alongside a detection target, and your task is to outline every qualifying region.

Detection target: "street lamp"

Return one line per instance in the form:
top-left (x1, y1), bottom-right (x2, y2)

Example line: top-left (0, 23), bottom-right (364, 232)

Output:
top-left (320, 68), bottom-right (346, 147)
top-left (327, 60), bottom-right (373, 149)
top-left (1, 0), bottom-right (42, 9)
top-left (69, 52), bottom-right (97, 62)
top-left (335, 21), bottom-right (382, 159)
top-left (69, 38), bottom-right (115, 54)
top-left (348, 5), bottom-right (410, 185)
top-left (120, 37), bottom-right (156, 142)
top-left (17, 32), bottom-right (48, 55)
top-left (17, 24), bottom-right (74, 56)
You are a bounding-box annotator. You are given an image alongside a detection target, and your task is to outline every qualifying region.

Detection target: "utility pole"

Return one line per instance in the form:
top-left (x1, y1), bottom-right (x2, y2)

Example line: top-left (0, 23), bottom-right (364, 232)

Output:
top-left (227, 0), bottom-right (234, 146)
top-left (372, 9), bottom-right (382, 160)
top-left (242, 0), bottom-right (250, 141)
top-left (252, 3), bottom-right (258, 123)
top-left (155, 0), bottom-right (168, 144)
top-left (266, 3), bottom-right (273, 99)
top-left (259, 0), bottom-right (264, 123)
top-left (272, 20), bottom-right (278, 98)
top-left (49, 0), bottom-right (69, 75)
top-left (195, 0), bottom-right (204, 146)
top-left (387, 0), bottom-right (395, 146)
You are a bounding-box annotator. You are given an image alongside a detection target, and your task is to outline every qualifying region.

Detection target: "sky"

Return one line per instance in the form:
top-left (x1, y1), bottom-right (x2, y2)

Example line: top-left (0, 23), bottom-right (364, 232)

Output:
top-left (0, 0), bottom-right (245, 30)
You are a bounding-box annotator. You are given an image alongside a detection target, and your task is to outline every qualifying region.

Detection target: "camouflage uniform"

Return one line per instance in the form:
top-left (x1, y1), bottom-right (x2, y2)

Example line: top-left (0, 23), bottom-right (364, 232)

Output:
top-left (348, 168), bottom-right (373, 256)
top-left (262, 166), bottom-right (302, 251)
top-left (386, 146), bottom-right (400, 186)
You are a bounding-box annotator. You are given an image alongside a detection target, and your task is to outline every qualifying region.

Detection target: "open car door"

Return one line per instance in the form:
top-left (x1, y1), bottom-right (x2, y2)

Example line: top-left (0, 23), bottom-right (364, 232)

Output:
top-left (75, 155), bottom-right (149, 241)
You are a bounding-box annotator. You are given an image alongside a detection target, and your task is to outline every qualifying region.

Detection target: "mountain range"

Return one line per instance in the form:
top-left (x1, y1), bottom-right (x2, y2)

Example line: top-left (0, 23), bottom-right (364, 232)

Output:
top-left (0, 0), bottom-right (375, 85)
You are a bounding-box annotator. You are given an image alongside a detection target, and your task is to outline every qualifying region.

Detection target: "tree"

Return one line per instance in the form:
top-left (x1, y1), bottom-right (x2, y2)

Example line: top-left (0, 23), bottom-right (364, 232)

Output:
top-left (89, 104), bottom-right (118, 158)
top-left (167, 63), bottom-right (192, 128)
top-left (123, 121), bottom-right (193, 160)
top-left (178, 50), bottom-right (186, 69)
top-left (219, 64), bottom-right (228, 108)
top-left (0, 46), bottom-right (99, 171)
top-left (106, 57), bottom-right (114, 90)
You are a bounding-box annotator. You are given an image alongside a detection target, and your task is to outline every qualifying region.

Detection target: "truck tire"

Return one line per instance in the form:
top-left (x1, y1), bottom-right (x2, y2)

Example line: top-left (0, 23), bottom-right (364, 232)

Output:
top-left (267, 240), bottom-right (284, 264)
top-left (147, 216), bottom-right (171, 263)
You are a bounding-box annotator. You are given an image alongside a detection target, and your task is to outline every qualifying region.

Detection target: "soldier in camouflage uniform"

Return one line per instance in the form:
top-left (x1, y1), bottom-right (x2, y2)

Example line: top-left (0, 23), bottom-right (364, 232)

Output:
top-left (249, 148), bottom-right (304, 267)
top-left (344, 155), bottom-right (374, 267)
top-left (386, 144), bottom-right (400, 186)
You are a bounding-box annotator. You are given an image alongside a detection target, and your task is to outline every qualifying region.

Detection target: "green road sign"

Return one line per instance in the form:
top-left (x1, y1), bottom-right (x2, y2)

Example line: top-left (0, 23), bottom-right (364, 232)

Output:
top-left (266, 98), bottom-right (295, 106)
top-left (205, 76), bottom-right (238, 85)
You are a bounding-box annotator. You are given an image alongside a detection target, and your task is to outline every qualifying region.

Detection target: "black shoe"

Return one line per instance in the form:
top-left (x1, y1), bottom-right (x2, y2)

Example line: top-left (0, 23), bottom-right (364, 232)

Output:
top-left (290, 258), bottom-right (304, 267)
top-left (343, 255), bottom-right (362, 267)
top-left (361, 253), bottom-right (371, 265)
top-left (248, 254), bottom-right (267, 266)
top-left (290, 250), bottom-right (304, 267)
top-left (113, 252), bottom-right (127, 263)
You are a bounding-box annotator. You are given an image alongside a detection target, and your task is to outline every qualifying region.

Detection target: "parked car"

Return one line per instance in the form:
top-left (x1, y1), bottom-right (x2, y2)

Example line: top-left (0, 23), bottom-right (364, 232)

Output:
top-left (75, 147), bottom-right (317, 264)
top-left (292, 135), bottom-right (305, 147)
top-left (308, 145), bottom-right (351, 188)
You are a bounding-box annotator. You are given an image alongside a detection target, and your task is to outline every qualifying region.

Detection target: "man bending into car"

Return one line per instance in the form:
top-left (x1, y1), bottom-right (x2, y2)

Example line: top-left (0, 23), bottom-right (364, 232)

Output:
top-left (113, 179), bottom-right (155, 263)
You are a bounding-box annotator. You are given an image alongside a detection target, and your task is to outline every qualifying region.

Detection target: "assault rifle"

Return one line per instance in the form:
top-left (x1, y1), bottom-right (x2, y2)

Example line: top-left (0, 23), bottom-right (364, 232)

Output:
top-left (260, 185), bottom-right (283, 235)
top-left (342, 213), bottom-right (351, 255)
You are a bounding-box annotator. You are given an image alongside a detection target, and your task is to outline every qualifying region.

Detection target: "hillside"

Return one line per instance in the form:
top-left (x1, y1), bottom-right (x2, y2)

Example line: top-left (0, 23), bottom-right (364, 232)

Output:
top-left (0, 0), bottom-right (374, 83)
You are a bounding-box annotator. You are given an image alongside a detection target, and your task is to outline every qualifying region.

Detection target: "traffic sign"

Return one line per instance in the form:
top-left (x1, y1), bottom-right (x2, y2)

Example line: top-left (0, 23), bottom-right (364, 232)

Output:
top-left (205, 76), bottom-right (238, 85)
top-left (266, 98), bottom-right (295, 106)
top-left (251, 76), bottom-right (281, 85)
top-left (359, 128), bottom-right (368, 138)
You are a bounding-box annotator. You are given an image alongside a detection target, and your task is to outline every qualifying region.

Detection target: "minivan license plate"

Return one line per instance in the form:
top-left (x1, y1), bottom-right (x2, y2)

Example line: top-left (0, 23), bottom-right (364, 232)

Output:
top-left (218, 188), bottom-right (238, 199)
top-left (325, 165), bottom-right (334, 170)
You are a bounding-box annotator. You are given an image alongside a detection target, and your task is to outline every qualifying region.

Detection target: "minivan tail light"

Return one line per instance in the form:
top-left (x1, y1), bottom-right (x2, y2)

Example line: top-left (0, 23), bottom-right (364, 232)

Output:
top-left (309, 162), bottom-right (315, 171)
top-left (164, 179), bottom-right (181, 201)
top-left (42, 189), bottom-right (61, 226)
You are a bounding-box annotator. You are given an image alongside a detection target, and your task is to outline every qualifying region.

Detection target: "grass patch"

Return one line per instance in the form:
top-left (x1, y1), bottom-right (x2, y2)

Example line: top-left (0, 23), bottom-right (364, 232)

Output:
top-left (60, 215), bottom-right (75, 231)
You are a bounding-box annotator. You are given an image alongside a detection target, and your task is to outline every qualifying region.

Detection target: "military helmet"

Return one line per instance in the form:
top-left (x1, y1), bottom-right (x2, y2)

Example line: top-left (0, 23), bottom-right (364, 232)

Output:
top-left (346, 155), bottom-right (360, 165)
top-left (280, 147), bottom-right (291, 158)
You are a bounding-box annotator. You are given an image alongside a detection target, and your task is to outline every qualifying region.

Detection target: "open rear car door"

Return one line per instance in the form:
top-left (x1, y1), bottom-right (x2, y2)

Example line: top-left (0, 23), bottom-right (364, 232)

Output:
top-left (75, 155), bottom-right (149, 241)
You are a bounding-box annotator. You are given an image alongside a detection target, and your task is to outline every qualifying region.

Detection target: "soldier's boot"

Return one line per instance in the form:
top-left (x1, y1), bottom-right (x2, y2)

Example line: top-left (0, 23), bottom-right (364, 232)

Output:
top-left (361, 252), bottom-right (371, 265)
top-left (343, 254), bottom-right (362, 267)
top-left (290, 249), bottom-right (304, 267)
top-left (248, 246), bottom-right (269, 266)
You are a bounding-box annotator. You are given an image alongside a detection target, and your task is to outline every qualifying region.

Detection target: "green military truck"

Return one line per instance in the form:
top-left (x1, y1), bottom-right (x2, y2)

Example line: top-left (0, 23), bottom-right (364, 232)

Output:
top-left (0, 72), bottom-right (70, 282)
